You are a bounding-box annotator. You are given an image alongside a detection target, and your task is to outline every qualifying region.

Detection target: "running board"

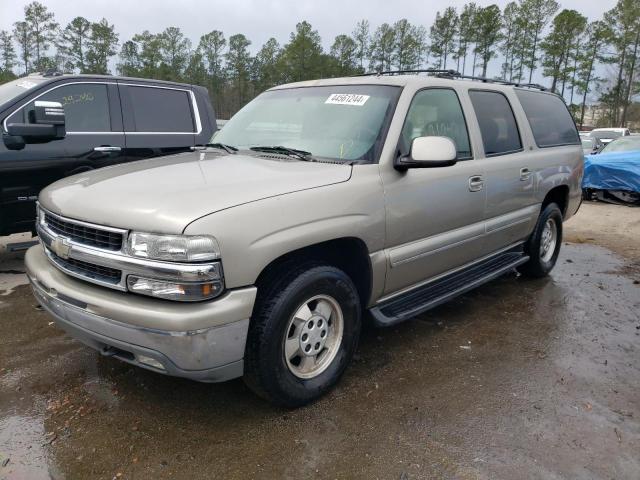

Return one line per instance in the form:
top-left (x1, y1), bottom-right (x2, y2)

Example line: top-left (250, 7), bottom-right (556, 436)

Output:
top-left (370, 250), bottom-right (529, 327)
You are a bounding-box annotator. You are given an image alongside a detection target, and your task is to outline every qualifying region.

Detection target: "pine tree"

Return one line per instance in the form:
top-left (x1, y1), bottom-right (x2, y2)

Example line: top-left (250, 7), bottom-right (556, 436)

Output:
top-left (13, 21), bottom-right (32, 74)
top-left (575, 21), bottom-right (611, 128)
top-left (430, 7), bottom-right (458, 69)
top-left (330, 35), bottom-right (358, 75)
top-left (0, 31), bottom-right (17, 79)
top-left (279, 21), bottom-right (324, 82)
top-left (393, 19), bottom-right (425, 70)
top-left (520, 0), bottom-right (559, 83)
top-left (474, 5), bottom-right (503, 77)
top-left (253, 38), bottom-right (281, 92)
top-left (23, 1), bottom-right (58, 71)
top-left (455, 3), bottom-right (479, 75)
top-left (57, 17), bottom-right (91, 73)
top-left (541, 10), bottom-right (587, 94)
top-left (225, 34), bottom-right (252, 112)
top-left (158, 27), bottom-right (191, 80)
top-left (352, 20), bottom-right (370, 71)
top-left (86, 19), bottom-right (118, 75)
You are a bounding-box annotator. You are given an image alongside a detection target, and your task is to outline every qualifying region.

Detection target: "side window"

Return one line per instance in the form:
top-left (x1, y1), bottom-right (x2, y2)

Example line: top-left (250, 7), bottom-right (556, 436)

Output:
top-left (11, 83), bottom-right (110, 132)
top-left (515, 90), bottom-right (580, 147)
top-left (469, 90), bottom-right (522, 156)
top-left (126, 86), bottom-right (195, 133)
top-left (401, 88), bottom-right (472, 160)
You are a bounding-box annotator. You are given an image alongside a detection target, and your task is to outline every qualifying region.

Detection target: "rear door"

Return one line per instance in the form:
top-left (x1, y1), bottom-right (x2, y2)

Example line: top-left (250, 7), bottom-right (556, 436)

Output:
top-left (118, 83), bottom-right (198, 162)
top-left (467, 89), bottom-right (538, 251)
top-left (1, 80), bottom-right (125, 235)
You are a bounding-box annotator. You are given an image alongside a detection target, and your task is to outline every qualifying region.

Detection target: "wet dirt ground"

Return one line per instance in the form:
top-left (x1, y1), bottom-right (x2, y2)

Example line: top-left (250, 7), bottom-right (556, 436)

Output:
top-left (1, 202), bottom-right (639, 480)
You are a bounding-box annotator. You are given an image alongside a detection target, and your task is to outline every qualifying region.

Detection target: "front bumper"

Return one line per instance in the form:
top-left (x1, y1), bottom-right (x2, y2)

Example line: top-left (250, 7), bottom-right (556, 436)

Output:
top-left (25, 245), bottom-right (257, 382)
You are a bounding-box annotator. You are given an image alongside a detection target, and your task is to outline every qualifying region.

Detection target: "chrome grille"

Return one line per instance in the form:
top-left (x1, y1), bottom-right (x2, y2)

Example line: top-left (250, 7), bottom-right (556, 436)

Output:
top-left (44, 212), bottom-right (123, 251)
top-left (48, 248), bottom-right (122, 285)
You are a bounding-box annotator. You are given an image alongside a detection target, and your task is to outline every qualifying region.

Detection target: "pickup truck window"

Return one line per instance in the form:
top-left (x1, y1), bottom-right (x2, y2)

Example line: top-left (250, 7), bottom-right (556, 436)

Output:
top-left (8, 83), bottom-right (111, 132)
top-left (515, 90), bottom-right (579, 148)
top-left (213, 85), bottom-right (400, 163)
top-left (401, 88), bottom-right (472, 160)
top-left (469, 90), bottom-right (522, 157)
top-left (126, 86), bottom-right (195, 133)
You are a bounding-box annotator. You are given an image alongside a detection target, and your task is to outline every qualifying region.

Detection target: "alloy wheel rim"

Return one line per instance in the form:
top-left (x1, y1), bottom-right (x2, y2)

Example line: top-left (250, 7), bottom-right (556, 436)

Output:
top-left (540, 218), bottom-right (558, 263)
top-left (283, 294), bottom-right (344, 379)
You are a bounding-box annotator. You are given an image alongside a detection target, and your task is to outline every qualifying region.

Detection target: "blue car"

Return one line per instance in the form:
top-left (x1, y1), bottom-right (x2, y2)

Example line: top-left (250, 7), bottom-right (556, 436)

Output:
top-left (583, 136), bottom-right (640, 205)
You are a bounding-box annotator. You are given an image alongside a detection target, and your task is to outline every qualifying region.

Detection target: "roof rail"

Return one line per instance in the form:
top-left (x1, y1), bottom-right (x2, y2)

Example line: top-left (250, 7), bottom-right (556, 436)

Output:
top-left (356, 69), bottom-right (548, 91)
top-left (357, 69), bottom-right (460, 77)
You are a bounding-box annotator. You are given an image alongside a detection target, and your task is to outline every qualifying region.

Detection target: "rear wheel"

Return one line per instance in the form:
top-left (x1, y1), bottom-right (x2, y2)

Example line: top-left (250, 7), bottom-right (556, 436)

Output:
top-left (518, 203), bottom-right (563, 278)
top-left (243, 263), bottom-right (361, 407)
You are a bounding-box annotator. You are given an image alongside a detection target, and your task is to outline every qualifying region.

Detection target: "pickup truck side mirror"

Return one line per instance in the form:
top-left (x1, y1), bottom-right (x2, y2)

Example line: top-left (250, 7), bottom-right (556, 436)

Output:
top-left (5, 101), bottom-right (66, 143)
top-left (395, 136), bottom-right (457, 171)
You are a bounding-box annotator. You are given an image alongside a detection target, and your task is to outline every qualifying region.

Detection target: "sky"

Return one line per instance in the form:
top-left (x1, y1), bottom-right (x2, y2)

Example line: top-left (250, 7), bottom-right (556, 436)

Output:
top-left (0, 0), bottom-right (621, 89)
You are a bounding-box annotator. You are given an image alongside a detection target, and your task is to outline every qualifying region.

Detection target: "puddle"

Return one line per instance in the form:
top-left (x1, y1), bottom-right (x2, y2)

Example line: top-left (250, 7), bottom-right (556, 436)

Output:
top-left (0, 272), bottom-right (29, 297)
top-left (0, 411), bottom-right (53, 480)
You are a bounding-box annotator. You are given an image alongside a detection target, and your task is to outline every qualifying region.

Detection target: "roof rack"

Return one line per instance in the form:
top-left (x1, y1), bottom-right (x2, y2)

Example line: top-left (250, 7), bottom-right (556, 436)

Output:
top-left (357, 69), bottom-right (459, 77)
top-left (357, 69), bottom-right (548, 91)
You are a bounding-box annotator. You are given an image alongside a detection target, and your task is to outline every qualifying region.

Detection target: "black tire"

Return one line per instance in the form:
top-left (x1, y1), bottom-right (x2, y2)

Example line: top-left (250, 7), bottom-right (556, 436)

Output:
top-left (243, 262), bottom-right (361, 408)
top-left (518, 203), bottom-right (563, 278)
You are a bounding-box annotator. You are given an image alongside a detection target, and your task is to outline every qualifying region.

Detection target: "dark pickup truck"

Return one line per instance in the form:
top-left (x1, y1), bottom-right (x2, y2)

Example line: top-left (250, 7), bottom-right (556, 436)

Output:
top-left (0, 73), bottom-right (216, 236)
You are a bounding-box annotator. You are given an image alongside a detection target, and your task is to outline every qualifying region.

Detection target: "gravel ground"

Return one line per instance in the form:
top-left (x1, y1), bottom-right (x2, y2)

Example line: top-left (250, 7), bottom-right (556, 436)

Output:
top-left (0, 201), bottom-right (638, 480)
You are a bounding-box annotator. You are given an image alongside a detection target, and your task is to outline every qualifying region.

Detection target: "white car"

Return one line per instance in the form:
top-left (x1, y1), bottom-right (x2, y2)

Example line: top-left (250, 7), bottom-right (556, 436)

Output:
top-left (590, 127), bottom-right (631, 144)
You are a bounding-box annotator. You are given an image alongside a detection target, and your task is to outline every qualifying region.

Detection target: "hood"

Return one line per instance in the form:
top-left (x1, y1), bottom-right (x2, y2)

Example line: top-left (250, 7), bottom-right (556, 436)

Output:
top-left (40, 151), bottom-right (352, 233)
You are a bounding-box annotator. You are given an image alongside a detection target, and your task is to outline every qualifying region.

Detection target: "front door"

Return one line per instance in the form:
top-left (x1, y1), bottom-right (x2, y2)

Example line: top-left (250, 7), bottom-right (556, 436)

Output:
top-left (381, 88), bottom-right (486, 296)
top-left (1, 80), bottom-right (125, 235)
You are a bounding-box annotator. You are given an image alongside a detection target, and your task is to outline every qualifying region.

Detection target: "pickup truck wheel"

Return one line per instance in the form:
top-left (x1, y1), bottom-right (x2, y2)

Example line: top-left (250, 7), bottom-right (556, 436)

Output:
top-left (244, 264), bottom-right (361, 407)
top-left (518, 203), bottom-right (563, 278)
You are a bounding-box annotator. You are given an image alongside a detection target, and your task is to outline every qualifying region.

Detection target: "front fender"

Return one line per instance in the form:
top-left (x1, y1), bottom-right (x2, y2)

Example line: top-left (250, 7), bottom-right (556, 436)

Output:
top-left (183, 164), bottom-right (385, 289)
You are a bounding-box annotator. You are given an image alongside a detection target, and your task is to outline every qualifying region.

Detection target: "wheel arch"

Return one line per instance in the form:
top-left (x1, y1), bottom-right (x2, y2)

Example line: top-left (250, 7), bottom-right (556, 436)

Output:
top-left (541, 185), bottom-right (570, 217)
top-left (254, 236), bottom-right (373, 309)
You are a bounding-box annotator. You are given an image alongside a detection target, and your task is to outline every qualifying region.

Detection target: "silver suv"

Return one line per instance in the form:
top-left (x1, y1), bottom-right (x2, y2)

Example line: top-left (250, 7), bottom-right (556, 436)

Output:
top-left (25, 73), bottom-right (583, 407)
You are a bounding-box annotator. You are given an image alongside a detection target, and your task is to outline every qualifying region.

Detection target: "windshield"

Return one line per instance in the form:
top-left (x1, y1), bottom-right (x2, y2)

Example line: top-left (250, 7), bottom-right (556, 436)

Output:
top-left (600, 136), bottom-right (640, 153)
top-left (0, 77), bottom-right (47, 106)
top-left (212, 85), bottom-right (401, 162)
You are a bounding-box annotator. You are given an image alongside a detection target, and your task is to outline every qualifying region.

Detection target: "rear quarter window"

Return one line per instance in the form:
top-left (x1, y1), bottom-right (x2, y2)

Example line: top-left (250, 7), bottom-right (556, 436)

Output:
top-left (515, 90), bottom-right (579, 148)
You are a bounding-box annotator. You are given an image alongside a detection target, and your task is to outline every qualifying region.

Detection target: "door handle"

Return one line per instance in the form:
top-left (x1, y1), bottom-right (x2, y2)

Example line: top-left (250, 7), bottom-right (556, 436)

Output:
top-left (93, 146), bottom-right (121, 152)
top-left (468, 175), bottom-right (484, 192)
top-left (520, 167), bottom-right (531, 181)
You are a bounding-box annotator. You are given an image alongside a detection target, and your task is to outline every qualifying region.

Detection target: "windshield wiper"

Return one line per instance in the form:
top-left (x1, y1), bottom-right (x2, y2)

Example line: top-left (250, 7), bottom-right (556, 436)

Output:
top-left (249, 145), bottom-right (314, 161)
top-left (196, 143), bottom-right (238, 154)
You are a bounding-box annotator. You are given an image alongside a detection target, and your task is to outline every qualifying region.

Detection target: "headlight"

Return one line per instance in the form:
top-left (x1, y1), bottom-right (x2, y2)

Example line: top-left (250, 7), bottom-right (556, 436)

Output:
top-left (127, 232), bottom-right (220, 262)
top-left (127, 275), bottom-right (223, 302)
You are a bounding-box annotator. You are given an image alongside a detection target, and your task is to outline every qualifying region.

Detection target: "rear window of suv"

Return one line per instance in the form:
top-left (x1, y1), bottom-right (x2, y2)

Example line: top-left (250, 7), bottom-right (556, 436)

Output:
top-left (126, 86), bottom-right (195, 133)
top-left (515, 90), bottom-right (579, 148)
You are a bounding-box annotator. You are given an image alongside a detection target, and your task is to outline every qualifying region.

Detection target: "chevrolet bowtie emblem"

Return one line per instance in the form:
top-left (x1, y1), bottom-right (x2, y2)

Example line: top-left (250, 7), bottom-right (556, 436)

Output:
top-left (51, 237), bottom-right (71, 259)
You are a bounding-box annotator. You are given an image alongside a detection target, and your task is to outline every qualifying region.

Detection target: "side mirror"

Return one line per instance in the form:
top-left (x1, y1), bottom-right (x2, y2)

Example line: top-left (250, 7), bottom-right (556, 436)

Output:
top-left (5, 101), bottom-right (66, 143)
top-left (395, 136), bottom-right (457, 171)
top-left (33, 101), bottom-right (66, 126)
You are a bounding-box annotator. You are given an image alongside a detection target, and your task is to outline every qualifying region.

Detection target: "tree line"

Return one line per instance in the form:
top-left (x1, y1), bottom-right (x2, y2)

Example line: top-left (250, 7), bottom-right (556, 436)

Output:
top-left (0, 0), bottom-right (639, 126)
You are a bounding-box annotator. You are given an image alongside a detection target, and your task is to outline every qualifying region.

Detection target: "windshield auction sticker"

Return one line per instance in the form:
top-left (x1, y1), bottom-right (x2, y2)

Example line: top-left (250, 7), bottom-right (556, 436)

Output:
top-left (325, 93), bottom-right (370, 106)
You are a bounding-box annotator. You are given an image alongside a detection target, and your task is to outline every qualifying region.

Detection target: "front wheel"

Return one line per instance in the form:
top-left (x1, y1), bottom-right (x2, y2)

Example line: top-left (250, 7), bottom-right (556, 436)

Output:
top-left (518, 203), bottom-right (563, 278)
top-left (243, 263), bottom-right (361, 407)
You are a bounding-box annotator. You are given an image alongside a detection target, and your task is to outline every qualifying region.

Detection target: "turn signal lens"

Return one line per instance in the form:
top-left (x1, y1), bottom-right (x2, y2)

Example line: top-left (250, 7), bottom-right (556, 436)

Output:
top-left (127, 275), bottom-right (223, 301)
